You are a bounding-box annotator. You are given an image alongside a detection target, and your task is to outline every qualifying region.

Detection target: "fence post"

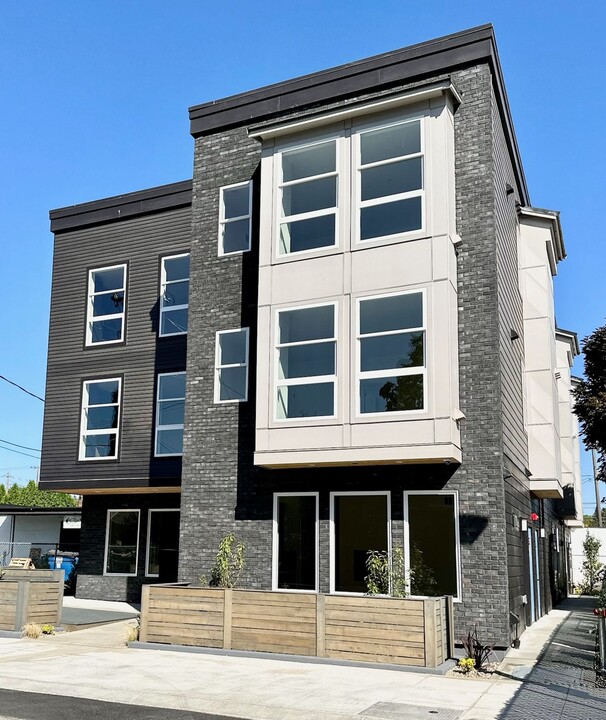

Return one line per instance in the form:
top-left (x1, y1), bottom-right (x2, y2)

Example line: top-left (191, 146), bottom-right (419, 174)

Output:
top-left (423, 598), bottom-right (438, 668)
top-left (316, 594), bottom-right (326, 658)
top-left (14, 579), bottom-right (30, 632)
top-left (446, 595), bottom-right (455, 659)
top-left (223, 588), bottom-right (232, 650)
top-left (139, 585), bottom-right (150, 642)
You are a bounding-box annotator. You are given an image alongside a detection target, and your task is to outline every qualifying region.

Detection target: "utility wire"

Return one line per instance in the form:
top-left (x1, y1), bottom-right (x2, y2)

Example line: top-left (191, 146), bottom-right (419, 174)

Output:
top-left (0, 438), bottom-right (41, 453)
top-left (0, 375), bottom-right (45, 403)
top-left (0, 444), bottom-right (42, 460)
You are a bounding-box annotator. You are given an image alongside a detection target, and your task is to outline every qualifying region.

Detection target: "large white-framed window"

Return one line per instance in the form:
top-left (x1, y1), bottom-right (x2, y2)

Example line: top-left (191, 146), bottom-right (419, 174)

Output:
top-left (275, 303), bottom-right (337, 421)
top-left (86, 264), bottom-right (127, 346)
top-left (277, 139), bottom-right (338, 256)
top-left (160, 253), bottom-right (189, 336)
top-left (145, 509), bottom-right (180, 577)
top-left (104, 509), bottom-right (140, 576)
top-left (214, 328), bottom-right (249, 403)
top-left (79, 378), bottom-right (121, 461)
top-left (357, 290), bottom-right (426, 416)
top-left (403, 490), bottom-right (461, 601)
top-left (330, 491), bottom-right (391, 594)
top-left (272, 493), bottom-right (318, 593)
top-left (155, 372), bottom-right (186, 456)
top-left (219, 181), bottom-right (252, 256)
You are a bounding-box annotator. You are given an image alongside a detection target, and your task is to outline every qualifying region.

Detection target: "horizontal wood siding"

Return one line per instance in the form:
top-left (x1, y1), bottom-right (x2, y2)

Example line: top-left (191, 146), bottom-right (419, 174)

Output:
top-left (26, 583), bottom-right (62, 625)
top-left (0, 583), bottom-right (18, 630)
top-left (0, 577), bottom-right (62, 631)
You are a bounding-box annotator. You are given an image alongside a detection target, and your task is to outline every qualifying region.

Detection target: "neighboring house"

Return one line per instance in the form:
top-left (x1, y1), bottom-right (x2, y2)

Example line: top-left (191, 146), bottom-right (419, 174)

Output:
top-left (39, 25), bottom-right (583, 647)
top-left (570, 527), bottom-right (606, 589)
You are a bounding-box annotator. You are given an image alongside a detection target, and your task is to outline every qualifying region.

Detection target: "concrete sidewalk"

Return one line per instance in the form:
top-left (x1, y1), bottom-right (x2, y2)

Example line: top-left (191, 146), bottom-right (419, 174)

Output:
top-left (0, 597), bottom-right (600, 720)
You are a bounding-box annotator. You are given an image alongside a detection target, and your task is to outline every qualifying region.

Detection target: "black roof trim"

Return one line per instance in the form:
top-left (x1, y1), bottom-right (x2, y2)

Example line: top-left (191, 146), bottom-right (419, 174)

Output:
top-left (0, 504), bottom-right (81, 516)
top-left (50, 180), bottom-right (192, 233)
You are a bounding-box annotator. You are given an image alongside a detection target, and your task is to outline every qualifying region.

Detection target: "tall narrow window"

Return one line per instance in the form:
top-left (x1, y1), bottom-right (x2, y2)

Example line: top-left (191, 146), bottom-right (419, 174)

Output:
top-left (155, 372), bottom-right (186, 456)
top-left (276, 304), bottom-right (336, 420)
top-left (278, 140), bottom-right (338, 255)
top-left (86, 265), bottom-right (126, 345)
top-left (146, 509), bottom-right (180, 578)
top-left (160, 254), bottom-right (189, 336)
top-left (357, 119), bottom-right (423, 241)
top-left (105, 509), bottom-right (139, 575)
top-left (358, 291), bottom-right (425, 414)
top-left (219, 182), bottom-right (252, 255)
top-left (80, 378), bottom-right (121, 460)
top-left (215, 328), bottom-right (249, 402)
top-left (273, 494), bottom-right (317, 592)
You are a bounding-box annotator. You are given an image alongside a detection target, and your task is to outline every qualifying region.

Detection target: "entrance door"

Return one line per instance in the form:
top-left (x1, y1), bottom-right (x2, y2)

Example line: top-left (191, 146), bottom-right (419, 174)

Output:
top-left (534, 529), bottom-right (541, 619)
top-left (527, 527), bottom-right (536, 623)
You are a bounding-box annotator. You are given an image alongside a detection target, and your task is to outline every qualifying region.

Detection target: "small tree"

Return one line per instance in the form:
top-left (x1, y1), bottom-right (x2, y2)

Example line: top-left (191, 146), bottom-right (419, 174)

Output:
top-left (365, 545), bottom-right (407, 598)
top-left (580, 532), bottom-right (603, 595)
top-left (205, 533), bottom-right (245, 588)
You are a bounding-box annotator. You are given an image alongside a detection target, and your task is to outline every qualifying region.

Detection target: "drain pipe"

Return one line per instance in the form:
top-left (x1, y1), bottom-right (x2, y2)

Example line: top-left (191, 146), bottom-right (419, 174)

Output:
top-left (598, 614), bottom-right (606, 677)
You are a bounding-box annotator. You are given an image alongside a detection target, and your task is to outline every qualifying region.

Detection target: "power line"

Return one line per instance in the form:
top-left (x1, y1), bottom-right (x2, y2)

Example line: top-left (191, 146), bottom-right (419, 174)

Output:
top-left (0, 375), bottom-right (44, 403)
top-left (0, 444), bottom-right (42, 460)
top-left (0, 438), bottom-right (41, 453)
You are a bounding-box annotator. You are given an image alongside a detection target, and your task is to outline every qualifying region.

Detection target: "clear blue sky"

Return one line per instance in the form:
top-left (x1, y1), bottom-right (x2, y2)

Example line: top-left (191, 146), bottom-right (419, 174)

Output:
top-left (1, 1), bottom-right (604, 513)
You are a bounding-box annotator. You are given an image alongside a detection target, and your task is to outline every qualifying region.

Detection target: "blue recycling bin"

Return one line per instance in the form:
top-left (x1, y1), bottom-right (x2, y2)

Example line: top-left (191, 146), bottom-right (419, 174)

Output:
top-left (48, 552), bottom-right (79, 581)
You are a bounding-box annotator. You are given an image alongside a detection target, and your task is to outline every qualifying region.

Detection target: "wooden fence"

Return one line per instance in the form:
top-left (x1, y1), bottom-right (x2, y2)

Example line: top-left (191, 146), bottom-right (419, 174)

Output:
top-left (140, 585), bottom-right (454, 668)
top-left (0, 569), bottom-right (63, 632)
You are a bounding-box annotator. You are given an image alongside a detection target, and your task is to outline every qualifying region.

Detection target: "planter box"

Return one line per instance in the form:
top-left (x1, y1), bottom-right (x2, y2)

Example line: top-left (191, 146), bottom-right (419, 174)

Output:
top-left (0, 569), bottom-right (64, 632)
top-left (140, 585), bottom-right (453, 668)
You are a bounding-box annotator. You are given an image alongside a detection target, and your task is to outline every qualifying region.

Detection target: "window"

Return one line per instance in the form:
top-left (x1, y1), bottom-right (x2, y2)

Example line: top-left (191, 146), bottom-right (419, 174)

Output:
top-left (86, 265), bottom-right (126, 345)
top-left (219, 182), bottom-right (252, 255)
top-left (404, 492), bottom-right (460, 599)
top-left (277, 140), bottom-right (338, 255)
top-left (160, 254), bottom-right (189, 336)
top-left (104, 510), bottom-right (140, 576)
top-left (80, 378), bottom-right (121, 460)
top-left (276, 304), bottom-right (336, 420)
top-left (215, 328), bottom-right (249, 402)
top-left (357, 291), bottom-right (425, 414)
top-left (146, 509), bottom-right (180, 577)
top-left (155, 372), bottom-right (186, 456)
top-left (331, 492), bottom-right (390, 594)
top-left (273, 494), bottom-right (318, 592)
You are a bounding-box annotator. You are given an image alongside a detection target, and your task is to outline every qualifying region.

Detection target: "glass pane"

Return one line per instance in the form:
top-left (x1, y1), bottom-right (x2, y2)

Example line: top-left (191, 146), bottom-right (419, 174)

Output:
top-left (147, 511), bottom-right (180, 576)
top-left (360, 293), bottom-right (423, 334)
top-left (164, 255), bottom-right (190, 282)
top-left (408, 495), bottom-right (457, 597)
top-left (158, 399), bottom-right (184, 426)
top-left (360, 121), bottom-right (420, 165)
top-left (278, 342), bottom-right (335, 379)
top-left (91, 318), bottom-right (122, 343)
top-left (107, 511), bottom-right (138, 574)
top-left (92, 266), bottom-right (124, 293)
top-left (160, 308), bottom-right (188, 335)
top-left (277, 496), bottom-right (316, 590)
top-left (86, 406), bottom-right (118, 430)
top-left (279, 214), bottom-right (335, 254)
top-left (334, 495), bottom-right (387, 593)
top-left (361, 157), bottom-right (422, 201)
top-left (222, 219), bottom-right (250, 254)
top-left (279, 305), bottom-right (334, 344)
top-left (156, 428), bottom-right (183, 455)
top-left (218, 366), bottom-right (247, 401)
top-left (87, 380), bottom-right (120, 406)
top-left (360, 196), bottom-right (422, 240)
top-left (162, 280), bottom-right (189, 307)
top-left (361, 332), bottom-right (424, 371)
top-left (281, 177), bottom-right (336, 217)
top-left (219, 330), bottom-right (247, 366)
top-left (282, 142), bottom-right (335, 182)
top-left (276, 382), bottom-right (333, 419)
top-left (83, 433), bottom-right (116, 458)
top-left (158, 373), bottom-right (186, 400)
top-left (223, 185), bottom-right (250, 219)
top-left (360, 375), bottom-right (424, 413)
top-left (92, 291), bottom-right (124, 317)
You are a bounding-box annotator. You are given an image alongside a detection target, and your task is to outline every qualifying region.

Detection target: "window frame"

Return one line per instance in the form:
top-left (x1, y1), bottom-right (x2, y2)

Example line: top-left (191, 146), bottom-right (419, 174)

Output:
top-left (154, 371), bottom-right (186, 457)
top-left (159, 253), bottom-right (190, 338)
top-left (145, 508), bottom-right (180, 578)
top-left (218, 181), bottom-right (253, 256)
top-left (214, 328), bottom-right (250, 404)
top-left (272, 492), bottom-right (319, 594)
top-left (103, 508), bottom-right (140, 577)
top-left (79, 377), bottom-right (122, 462)
top-left (85, 263), bottom-right (127, 347)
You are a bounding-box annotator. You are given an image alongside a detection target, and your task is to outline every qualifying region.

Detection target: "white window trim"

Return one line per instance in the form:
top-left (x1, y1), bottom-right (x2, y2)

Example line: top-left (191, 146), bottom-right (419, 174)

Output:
top-left (154, 372), bottom-right (186, 457)
top-left (145, 508), bottom-right (180, 577)
top-left (329, 491), bottom-right (391, 596)
top-left (403, 490), bottom-right (461, 602)
top-left (104, 508), bottom-right (140, 577)
top-left (274, 301), bottom-right (338, 423)
top-left (214, 328), bottom-right (250, 404)
top-left (159, 253), bottom-right (189, 338)
top-left (218, 181), bottom-right (253, 256)
top-left (86, 263), bottom-right (127, 346)
top-left (356, 288), bottom-right (427, 418)
top-left (79, 377), bottom-right (122, 462)
top-left (272, 492), bottom-right (319, 593)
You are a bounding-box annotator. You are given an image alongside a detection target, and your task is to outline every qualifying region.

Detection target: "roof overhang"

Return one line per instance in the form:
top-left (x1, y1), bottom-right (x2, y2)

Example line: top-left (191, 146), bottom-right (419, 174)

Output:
top-left (518, 206), bottom-right (566, 275)
top-left (555, 327), bottom-right (580, 363)
top-left (529, 478), bottom-right (564, 499)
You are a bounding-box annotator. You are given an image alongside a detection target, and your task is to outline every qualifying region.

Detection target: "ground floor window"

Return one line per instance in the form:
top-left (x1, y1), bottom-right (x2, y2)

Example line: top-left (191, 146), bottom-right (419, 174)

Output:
top-left (104, 510), bottom-right (140, 576)
top-left (404, 492), bottom-right (460, 599)
top-left (146, 509), bottom-right (180, 578)
top-left (273, 494), bottom-right (318, 591)
top-left (331, 492), bottom-right (390, 593)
